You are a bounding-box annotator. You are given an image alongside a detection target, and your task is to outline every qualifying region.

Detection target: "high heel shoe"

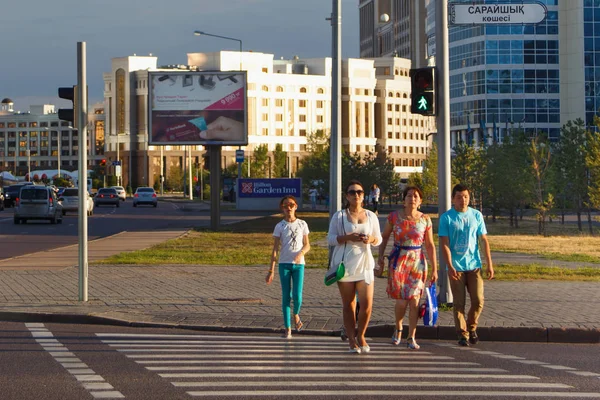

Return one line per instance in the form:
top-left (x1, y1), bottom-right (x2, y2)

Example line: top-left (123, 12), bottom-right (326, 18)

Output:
top-left (407, 337), bottom-right (420, 350)
top-left (392, 329), bottom-right (402, 346)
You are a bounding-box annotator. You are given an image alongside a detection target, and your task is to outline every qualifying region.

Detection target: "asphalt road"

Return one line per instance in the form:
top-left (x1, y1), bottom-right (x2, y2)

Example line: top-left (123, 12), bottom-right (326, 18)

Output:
top-left (0, 200), bottom-right (261, 262)
top-left (1, 321), bottom-right (598, 400)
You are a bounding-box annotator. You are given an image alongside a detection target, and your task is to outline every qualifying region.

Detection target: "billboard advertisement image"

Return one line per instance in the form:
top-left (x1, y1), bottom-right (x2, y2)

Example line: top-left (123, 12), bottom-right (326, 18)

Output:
top-left (148, 71), bottom-right (248, 145)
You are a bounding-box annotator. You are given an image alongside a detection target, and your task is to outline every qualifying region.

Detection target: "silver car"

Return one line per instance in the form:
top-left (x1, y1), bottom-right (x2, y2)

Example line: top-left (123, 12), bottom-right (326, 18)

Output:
top-left (133, 187), bottom-right (158, 207)
top-left (111, 186), bottom-right (126, 201)
top-left (14, 186), bottom-right (63, 224)
top-left (59, 188), bottom-right (94, 216)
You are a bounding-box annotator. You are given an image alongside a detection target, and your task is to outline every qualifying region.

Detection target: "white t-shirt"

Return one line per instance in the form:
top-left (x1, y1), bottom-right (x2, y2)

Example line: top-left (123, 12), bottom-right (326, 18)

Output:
top-left (273, 219), bottom-right (310, 264)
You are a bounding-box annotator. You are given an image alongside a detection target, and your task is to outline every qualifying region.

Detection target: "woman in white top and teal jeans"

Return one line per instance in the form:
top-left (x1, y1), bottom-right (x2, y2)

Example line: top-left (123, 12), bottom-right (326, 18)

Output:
top-left (266, 195), bottom-right (311, 339)
top-left (327, 180), bottom-right (382, 353)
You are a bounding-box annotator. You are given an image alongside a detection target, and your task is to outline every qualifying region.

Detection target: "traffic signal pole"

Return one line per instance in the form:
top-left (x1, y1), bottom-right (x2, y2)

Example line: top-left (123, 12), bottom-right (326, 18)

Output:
top-left (77, 42), bottom-right (89, 302)
top-left (436, 0), bottom-right (452, 304)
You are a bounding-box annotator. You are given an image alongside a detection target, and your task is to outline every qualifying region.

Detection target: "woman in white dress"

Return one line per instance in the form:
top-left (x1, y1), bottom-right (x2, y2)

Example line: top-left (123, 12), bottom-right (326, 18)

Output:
top-left (327, 180), bottom-right (382, 353)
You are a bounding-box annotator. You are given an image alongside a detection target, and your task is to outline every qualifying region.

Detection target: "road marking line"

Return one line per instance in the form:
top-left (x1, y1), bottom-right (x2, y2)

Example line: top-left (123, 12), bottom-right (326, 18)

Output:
top-left (89, 391), bottom-right (125, 398)
top-left (27, 324), bottom-right (124, 398)
top-left (159, 373), bottom-right (538, 379)
top-left (516, 360), bottom-right (549, 365)
top-left (137, 360), bottom-right (477, 365)
top-left (186, 390), bottom-right (600, 397)
top-left (568, 371), bottom-right (600, 377)
top-left (148, 365), bottom-right (504, 372)
top-left (83, 383), bottom-right (114, 390)
top-left (68, 368), bottom-right (96, 375)
top-left (97, 333), bottom-right (345, 341)
top-left (490, 355), bottom-right (526, 360)
top-left (173, 381), bottom-right (572, 389)
top-left (540, 365), bottom-right (578, 371)
top-left (127, 353), bottom-right (447, 359)
top-left (117, 348), bottom-right (408, 354)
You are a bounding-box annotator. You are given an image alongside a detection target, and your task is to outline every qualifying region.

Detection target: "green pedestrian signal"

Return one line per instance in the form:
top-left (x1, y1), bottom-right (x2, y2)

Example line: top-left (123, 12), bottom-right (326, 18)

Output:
top-left (411, 67), bottom-right (436, 116)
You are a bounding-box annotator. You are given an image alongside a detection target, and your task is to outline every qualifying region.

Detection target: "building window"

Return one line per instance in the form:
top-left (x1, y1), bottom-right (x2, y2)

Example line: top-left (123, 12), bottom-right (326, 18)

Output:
top-left (262, 85), bottom-right (269, 91)
top-left (262, 98), bottom-right (269, 107)
top-left (387, 104), bottom-right (393, 111)
top-left (317, 115), bottom-right (323, 123)
top-left (299, 129), bottom-right (307, 136)
top-left (262, 113), bottom-right (269, 121)
top-left (299, 115), bottom-right (307, 122)
top-left (19, 122), bottom-right (26, 128)
top-left (275, 99), bottom-right (283, 107)
top-left (276, 128), bottom-right (283, 136)
top-left (318, 88), bottom-right (325, 94)
top-left (276, 86), bottom-right (284, 92)
top-left (262, 67), bottom-right (268, 73)
top-left (299, 100), bottom-right (307, 107)
top-left (387, 118), bottom-right (393, 125)
top-left (300, 87), bottom-right (307, 93)
top-left (276, 114), bottom-right (283, 122)
top-left (262, 128), bottom-right (269, 135)
top-left (395, 105), bottom-right (400, 112)
top-left (388, 132), bottom-right (393, 138)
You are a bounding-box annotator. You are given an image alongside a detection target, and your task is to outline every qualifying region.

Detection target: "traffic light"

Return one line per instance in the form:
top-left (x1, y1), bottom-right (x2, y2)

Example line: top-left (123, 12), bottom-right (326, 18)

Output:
top-left (58, 86), bottom-right (78, 125)
top-left (410, 67), bottom-right (436, 116)
top-left (100, 159), bottom-right (106, 167)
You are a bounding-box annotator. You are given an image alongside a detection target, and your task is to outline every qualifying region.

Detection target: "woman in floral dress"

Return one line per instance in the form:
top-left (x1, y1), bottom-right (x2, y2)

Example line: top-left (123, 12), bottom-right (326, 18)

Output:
top-left (376, 186), bottom-right (437, 349)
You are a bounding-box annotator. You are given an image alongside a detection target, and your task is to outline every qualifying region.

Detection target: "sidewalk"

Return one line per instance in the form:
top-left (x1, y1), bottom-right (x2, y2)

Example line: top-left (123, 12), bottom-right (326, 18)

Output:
top-left (0, 230), bottom-right (598, 343)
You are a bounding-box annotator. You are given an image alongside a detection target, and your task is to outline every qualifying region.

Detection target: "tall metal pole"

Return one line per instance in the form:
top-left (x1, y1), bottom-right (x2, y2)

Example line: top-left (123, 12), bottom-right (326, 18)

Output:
top-left (329, 0), bottom-right (342, 218)
top-left (160, 145), bottom-right (164, 196)
top-left (57, 132), bottom-right (61, 178)
top-left (436, 0), bottom-right (452, 304)
top-left (77, 41), bottom-right (88, 302)
top-left (188, 146), bottom-right (193, 200)
top-left (209, 146), bottom-right (221, 231)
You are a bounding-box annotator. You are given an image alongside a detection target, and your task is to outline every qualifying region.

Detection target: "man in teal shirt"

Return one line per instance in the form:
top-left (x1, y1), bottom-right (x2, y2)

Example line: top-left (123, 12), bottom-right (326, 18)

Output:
top-left (439, 184), bottom-right (494, 346)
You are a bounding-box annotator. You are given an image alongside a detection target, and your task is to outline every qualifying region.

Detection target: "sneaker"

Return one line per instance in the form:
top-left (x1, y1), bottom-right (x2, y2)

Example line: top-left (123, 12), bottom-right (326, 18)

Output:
top-left (469, 330), bottom-right (479, 345)
top-left (458, 337), bottom-right (470, 347)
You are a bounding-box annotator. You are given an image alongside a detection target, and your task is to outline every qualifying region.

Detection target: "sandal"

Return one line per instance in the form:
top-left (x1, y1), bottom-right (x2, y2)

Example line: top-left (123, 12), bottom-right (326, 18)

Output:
top-left (294, 316), bottom-right (303, 332)
top-left (392, 329), bottom-right (402, 346)
top-left (407, 337), bottom-right (420, 350)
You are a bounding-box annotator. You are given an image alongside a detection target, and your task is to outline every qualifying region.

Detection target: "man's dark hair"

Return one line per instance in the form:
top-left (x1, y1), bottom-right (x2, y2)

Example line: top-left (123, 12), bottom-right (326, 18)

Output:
top-left (452, 183), bottom-right (470, 198)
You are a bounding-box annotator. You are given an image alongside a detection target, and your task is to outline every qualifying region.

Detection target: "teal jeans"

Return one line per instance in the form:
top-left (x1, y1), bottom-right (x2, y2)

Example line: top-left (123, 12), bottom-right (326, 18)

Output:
top-left (278, 263), bottom-right (305, 328)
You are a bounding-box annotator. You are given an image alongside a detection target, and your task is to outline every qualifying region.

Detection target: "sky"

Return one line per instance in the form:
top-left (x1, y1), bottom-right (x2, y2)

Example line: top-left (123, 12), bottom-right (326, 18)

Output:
top-left (0, 0), bottom-right (360, 113)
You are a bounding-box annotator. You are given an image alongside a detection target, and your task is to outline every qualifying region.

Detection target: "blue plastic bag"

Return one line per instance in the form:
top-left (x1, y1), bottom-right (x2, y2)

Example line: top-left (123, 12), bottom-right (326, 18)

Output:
top-left (423, 283), bottom-right (439, 326)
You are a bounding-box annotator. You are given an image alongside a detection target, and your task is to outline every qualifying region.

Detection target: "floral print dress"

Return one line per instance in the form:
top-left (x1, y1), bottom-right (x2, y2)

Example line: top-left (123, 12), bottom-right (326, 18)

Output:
top-left (386, 210), bottom-right (432, 300)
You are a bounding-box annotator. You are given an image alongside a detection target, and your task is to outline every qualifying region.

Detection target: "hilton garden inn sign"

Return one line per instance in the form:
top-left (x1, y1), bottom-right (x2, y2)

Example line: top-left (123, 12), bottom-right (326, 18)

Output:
top-left (450, 2), bottom-right (547, 25)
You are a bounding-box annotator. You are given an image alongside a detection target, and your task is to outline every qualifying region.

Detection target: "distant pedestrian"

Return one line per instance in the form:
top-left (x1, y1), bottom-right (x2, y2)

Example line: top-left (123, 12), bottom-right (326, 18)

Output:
top-left (266, 195), bottom-right (311, 339)
top-left (376, 185), bottom-right (437, 350)
top-left (327, 180), bottom-right (382, 354)
top-left (370, 184), bottom-right (380, 214)
top-left (308, 186), bottom-right (318, 210)
top-left (439, 183), bottom-right (494, 347)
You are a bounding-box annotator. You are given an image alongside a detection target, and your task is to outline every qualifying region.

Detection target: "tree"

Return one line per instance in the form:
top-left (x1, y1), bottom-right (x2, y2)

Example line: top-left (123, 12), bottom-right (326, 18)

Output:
top-left (452, 142), bottom-right (485, 210)
top-left (165, 165), bottom-right (183, 192)
top-left (553, 119), bottom-right (588, 231)
top-left (252, 144), bottom-right (270, 178)
top-left (296, 130), bottom-right (330, 198)
top-left (272, 143), bottom-right (288, 178)
top-left (529, 136), bottom-right (553, 235)
top-left (585, 117), bottom-right (600, 235)
top-left (421, 142), bottom-right (438, 204)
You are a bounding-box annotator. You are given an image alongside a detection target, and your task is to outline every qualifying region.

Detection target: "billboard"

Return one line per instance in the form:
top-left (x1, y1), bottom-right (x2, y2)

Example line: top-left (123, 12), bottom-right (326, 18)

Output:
top-left (148, 71), bottom-right (248, 146)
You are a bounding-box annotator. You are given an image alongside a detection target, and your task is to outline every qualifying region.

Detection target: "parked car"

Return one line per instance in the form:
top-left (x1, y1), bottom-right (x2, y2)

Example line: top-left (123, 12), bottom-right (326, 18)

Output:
top-left (58, 188), bottom-right (94, 216)
top-left (3, 182), bottom-right (34, 208)
top-left (133, 187), bottom-right (158, 207)
top-left (13, 185), bottom-right (63, 224)
top-left (94, 188), bottom-right (120, 207)
top-left (111, 186), bottom-right (126, 201)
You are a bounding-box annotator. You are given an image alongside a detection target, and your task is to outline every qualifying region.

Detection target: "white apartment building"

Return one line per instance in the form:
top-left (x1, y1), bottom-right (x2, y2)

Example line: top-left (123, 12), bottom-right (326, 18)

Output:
top-left (0, 98), bottom-right (105, 178)
top-left (102, 51), bottom-right (434, 188)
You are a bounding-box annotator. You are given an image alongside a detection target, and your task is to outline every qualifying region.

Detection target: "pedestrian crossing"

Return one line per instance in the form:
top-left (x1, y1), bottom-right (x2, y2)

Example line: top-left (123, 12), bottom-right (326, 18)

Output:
top-left (97, 333), bottom-right (600, 399)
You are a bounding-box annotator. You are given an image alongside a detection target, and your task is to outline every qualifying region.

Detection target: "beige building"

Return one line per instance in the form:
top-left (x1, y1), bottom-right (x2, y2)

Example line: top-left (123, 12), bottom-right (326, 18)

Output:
top-left (0, 98), bottom-right (104, 178)
top-left (102, 51), bottom-right (435, 188)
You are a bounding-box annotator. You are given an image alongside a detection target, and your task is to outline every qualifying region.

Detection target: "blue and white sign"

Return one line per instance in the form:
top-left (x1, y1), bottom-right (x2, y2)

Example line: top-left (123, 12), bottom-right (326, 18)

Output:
top-left (238, 178), bottom-right (301, 198)
top-left (449, 2), bottom-right (547, 25)
top-left (235, 149), bottom-right (244, 163)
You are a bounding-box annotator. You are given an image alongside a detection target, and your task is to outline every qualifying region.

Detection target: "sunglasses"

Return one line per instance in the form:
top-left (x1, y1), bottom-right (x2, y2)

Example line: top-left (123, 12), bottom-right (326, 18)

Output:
top-left (347, 190), bottom-right (364, 196)
top-left (282, 203), bottom-right (297, 208)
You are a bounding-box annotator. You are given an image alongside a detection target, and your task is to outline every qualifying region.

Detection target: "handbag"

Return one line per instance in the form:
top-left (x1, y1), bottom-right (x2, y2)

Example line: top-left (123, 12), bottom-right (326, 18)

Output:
top-left (423, 283), bottom-right (439, 326)
top-left (324, 211), bottom-right (347, 286)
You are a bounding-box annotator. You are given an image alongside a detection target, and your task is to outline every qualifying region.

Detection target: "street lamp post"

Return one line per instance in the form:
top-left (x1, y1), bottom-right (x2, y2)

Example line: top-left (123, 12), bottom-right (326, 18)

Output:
top-left (193, 29), bottom-right (243, 230)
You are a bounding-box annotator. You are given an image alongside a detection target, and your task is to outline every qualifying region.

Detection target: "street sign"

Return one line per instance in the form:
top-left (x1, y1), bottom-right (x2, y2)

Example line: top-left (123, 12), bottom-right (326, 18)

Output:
top-left (449, 2), bottom-right (547, 25)
top-left (112, 161), bottom-right (121, 166)
top-left (115, 165), bottom-right (122, 177)
top-left (235, 149), bottom-right (244, 163)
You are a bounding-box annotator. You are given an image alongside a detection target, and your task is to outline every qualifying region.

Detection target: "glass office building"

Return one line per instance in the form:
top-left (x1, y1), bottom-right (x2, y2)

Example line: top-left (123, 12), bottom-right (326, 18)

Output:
top-left (424, 0), bottom-right (594, 145)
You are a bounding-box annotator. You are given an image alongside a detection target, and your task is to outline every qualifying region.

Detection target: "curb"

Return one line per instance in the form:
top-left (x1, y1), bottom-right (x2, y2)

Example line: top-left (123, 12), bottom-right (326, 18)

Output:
top-left (1, 311), bottom-right (598, 344)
